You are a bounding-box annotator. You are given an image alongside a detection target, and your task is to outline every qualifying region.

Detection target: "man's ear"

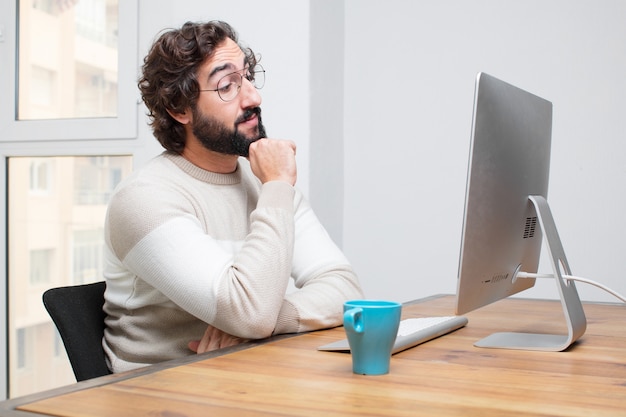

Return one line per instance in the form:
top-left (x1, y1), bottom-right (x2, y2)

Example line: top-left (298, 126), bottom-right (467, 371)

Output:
top-left (166, 108), bottom-right (192, 125)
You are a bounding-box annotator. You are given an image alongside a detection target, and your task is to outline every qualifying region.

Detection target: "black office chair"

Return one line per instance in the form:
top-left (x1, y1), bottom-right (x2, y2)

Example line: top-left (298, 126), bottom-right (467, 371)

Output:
top-left (42, 281), bottom-right (112, 382)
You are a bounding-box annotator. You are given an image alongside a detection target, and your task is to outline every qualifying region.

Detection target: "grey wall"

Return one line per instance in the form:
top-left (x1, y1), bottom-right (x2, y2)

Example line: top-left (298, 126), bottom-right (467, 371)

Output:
top-left (341, 0), bottom-right (626, 303)
top-left (310, 0), bottom-right (346, 246)
top-left (137, 0), bottom-right (626, 304)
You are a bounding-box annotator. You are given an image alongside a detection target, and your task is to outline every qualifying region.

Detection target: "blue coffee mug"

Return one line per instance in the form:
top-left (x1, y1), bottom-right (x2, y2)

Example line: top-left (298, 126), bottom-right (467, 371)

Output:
top-left (343, 300), bottom-right (402, 375)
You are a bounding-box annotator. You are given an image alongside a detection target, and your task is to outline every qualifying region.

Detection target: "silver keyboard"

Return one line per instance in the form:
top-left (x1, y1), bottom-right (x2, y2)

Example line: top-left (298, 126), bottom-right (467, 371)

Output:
top-left (318, 315), bottom-right (468, 354)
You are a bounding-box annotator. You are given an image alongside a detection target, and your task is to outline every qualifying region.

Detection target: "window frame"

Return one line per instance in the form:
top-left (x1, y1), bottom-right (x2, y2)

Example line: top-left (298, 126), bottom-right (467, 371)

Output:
top-left (0, 0), bottom-right (139, 142)
top-left (0, 0), bottom-right (140, 399)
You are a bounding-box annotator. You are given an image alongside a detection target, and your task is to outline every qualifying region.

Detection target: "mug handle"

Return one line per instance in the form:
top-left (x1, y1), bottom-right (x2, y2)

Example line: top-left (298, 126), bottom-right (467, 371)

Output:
top-left (343, 307), bottom-right (364, 334)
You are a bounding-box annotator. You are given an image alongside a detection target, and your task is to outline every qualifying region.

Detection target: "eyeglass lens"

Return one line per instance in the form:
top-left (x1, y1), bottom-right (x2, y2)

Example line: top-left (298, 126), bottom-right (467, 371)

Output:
top-left (217, 65), bottom-right (265, 101)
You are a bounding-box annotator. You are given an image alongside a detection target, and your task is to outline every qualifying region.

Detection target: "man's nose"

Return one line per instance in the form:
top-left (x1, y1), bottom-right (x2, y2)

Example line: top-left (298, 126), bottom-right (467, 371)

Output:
top-left (239, 78), bottom-right (262, 108)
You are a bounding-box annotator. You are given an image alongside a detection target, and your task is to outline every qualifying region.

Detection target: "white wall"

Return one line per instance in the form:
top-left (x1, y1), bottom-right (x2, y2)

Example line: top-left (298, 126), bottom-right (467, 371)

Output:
top-left (342, 0), bottom-right (626, 304)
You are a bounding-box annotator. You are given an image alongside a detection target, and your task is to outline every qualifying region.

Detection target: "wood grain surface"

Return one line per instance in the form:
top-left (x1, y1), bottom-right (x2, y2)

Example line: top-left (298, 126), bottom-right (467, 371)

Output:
top-left (8, 295), bottom-right (626, 416)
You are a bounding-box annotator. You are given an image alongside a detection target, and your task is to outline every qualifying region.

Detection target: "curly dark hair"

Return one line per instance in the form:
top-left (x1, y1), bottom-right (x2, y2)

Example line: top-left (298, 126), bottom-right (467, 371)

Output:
top-left (138, 21), bottom-right (257, 153)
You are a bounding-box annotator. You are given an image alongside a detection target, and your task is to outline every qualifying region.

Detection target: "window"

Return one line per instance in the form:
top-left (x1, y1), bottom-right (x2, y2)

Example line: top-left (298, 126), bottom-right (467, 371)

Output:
top-left (18, 0), bottom-right (119, 121)
top-left (29, 158), bottom-right (54, 194)
top-left (72, 229), bottom-right (104, 285)
top-left (8, 155), bottom-right (133, 398)
top-left (74, 156), bottom-right (125, 205)
top-left (1, 0), bottom-right (138, 141)
top-left (0, 0), bottom-right (140, 400)
top-left (29, 249), bottom-right (54, 286)
top-left (15, 329), bottom-right (28, 370)
top-left (29, 66), bottom-right (56, 110)
top-left (53, 331), bottom-right (64, 358)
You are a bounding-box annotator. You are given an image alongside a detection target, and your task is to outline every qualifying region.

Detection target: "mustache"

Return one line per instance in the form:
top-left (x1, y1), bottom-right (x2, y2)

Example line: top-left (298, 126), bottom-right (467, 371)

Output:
top-left (235, 107), bottom-right (262, 126)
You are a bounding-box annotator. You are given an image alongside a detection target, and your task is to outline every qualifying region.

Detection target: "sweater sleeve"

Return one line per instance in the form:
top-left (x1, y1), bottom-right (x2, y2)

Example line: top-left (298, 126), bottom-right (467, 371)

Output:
top-left (211, 181), bottom-right (297, 337)
top-left (106, 172), bottom-right (297, 340)
top-left (272, 190), bottom-right (364, 335)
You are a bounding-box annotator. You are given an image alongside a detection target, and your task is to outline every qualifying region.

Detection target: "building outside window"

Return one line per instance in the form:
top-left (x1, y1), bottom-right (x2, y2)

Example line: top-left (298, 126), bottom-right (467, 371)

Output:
top-left (5, 0), bottom-right (130, 398)
top-left (8, 155), bottom-right (132, 397)
top-left (1, 0), bottom-right (139, 399)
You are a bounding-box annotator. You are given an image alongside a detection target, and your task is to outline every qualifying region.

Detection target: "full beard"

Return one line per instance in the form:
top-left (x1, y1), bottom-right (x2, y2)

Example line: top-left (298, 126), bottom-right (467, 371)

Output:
top-left (191, 107), bottom-right (266, 157)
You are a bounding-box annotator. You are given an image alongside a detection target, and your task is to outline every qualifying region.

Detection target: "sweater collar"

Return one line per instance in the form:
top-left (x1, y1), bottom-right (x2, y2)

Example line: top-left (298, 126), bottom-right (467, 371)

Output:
top-left (163, 152), bottom-right (242, 185)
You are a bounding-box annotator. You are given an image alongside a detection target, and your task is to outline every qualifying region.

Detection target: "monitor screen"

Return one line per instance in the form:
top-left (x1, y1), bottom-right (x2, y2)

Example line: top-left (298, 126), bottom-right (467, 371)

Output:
top-left (454, 73), bottom-right (586, 351)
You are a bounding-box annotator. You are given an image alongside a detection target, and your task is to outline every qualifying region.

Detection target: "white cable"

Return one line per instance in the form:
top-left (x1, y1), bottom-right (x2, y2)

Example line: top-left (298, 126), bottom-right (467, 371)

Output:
top-left (517, 272), bottom-right (626, 303)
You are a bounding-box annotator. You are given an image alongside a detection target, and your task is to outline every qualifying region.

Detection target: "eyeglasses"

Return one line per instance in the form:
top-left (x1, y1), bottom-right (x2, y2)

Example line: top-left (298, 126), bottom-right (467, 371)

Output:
top-left (199, 64), bottom-right (265, 102)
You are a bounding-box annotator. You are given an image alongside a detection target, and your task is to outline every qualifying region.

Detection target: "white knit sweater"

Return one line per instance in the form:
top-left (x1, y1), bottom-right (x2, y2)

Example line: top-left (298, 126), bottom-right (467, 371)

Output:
top-left (102, 152), bottom-right (363, 372)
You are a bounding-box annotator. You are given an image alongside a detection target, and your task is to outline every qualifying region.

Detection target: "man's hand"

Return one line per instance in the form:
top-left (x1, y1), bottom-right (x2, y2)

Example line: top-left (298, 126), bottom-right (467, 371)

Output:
top-left (188, 325), bottom-right (249, 354)
top-left (248, 138), bottom-right (297, 185)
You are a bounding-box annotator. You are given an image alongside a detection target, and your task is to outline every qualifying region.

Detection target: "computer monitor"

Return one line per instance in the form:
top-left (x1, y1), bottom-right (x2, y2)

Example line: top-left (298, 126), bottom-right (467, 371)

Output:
top-left (455, 73), bottom-right (586, 351)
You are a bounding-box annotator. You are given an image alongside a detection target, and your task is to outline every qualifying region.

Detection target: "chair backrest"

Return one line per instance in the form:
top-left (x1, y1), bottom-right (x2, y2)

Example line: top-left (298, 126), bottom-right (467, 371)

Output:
top-left (42, 281), bottom-right (112, 381)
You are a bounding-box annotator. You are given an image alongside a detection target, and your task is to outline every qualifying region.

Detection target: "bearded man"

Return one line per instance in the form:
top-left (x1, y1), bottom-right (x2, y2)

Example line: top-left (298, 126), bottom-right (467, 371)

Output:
top-left (102, 20), bottom-right (363, 373)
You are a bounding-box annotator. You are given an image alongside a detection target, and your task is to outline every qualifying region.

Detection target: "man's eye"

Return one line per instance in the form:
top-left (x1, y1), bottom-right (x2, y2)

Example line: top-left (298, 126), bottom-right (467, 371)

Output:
top-left (218, 81), bottom-right (235, 93)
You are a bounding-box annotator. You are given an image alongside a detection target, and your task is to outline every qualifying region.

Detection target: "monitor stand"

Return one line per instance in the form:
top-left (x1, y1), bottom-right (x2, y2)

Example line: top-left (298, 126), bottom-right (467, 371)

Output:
top-left (474, 195), bottom-right (587, 351)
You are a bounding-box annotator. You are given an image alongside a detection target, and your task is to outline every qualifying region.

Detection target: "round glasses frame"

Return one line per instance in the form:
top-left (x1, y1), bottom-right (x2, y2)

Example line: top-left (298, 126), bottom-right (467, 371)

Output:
top-left (199, 64), bottom-right (265, 102)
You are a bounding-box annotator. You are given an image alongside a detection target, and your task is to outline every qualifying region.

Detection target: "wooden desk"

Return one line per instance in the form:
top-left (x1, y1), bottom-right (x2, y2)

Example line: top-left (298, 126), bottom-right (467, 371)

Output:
top-left (2, 295), bottom-right (626, 416)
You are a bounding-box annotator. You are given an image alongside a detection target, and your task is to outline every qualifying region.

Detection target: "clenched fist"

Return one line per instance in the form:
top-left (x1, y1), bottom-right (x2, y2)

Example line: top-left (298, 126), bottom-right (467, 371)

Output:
top-left (248, 138), bottom-right (297, 185)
